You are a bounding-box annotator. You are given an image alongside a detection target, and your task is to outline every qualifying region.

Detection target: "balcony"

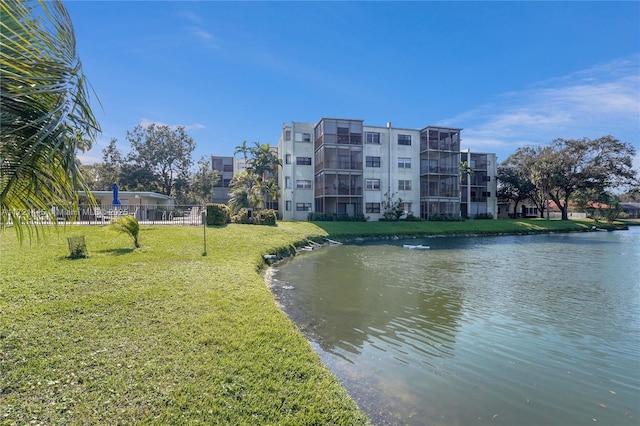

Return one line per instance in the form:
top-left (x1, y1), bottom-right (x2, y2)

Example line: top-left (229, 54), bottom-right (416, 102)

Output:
top-left (316, 186), bottom-right (363, 196)
top-left (420, 166), bottom-right (459, 175)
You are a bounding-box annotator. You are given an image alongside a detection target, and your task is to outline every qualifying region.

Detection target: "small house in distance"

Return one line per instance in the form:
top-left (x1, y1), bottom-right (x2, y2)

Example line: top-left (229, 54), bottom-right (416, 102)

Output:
top-left (78, 190), bottom-right (175, 221)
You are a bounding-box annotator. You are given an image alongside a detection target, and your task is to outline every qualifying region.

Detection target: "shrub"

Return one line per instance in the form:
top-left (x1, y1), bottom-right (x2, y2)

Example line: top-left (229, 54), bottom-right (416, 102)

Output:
top-left (308, 212), bottom-right (368, 222)
top-left (404, 213), bottom-right (423, 222)
top-left (231, 209), bottom-right (277, 226)
top-left (206, 204), bottom-right (230, 226)
top-left (428, 213), bottom-right (464, 222)
top-left (474, 212), bottom-right (494, 220)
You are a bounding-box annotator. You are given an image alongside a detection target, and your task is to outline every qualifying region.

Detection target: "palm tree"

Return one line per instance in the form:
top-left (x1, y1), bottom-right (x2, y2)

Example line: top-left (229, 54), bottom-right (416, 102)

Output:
top-left (234, 140), bottom-right (250, 172)
top-left (227, 171), bottom-right (260, 213)
top-left (246, 142), bottom-right (282, 208)
top-left (109, 214), bottom-right (140, 248)
top-left (1, 0), bottom-right (100, 241)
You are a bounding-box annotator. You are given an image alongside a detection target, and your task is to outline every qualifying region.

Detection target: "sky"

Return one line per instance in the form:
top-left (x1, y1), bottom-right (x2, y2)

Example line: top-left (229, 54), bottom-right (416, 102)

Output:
top-left (64, 1), bottom-right (640, 169)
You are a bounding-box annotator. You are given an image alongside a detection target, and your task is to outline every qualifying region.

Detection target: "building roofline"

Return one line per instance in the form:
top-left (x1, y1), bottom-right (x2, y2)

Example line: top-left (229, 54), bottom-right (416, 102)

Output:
top-left (419, 125), bottom-right (464, 132)
top-left (78, 191), bottom-right (174, 200)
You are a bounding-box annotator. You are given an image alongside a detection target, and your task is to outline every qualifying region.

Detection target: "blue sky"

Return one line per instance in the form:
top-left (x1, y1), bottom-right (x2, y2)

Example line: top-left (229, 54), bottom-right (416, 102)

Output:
top-left (65, 1), bottom-right (640, 168)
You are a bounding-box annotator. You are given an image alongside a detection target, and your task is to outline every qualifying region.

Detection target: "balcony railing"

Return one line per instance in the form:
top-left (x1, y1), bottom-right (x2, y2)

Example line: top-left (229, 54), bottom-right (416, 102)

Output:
top-left (316, 186), bottom-right (363, 196)
top-left (420, 190), bottom-right (459, 198)
top-left (319, 161), bottom-right (362, 170)
top-left (420, 166), bottom-right (459, 175)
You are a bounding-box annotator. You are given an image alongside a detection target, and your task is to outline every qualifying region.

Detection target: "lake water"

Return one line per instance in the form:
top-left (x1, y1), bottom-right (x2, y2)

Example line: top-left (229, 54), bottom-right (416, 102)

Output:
top-left (269, 227), bottom-right (640, 425)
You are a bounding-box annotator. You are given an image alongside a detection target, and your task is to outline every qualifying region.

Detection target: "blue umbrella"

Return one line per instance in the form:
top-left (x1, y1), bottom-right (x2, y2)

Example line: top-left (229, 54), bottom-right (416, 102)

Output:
top-left (112, 183), bottom-right (121, 205)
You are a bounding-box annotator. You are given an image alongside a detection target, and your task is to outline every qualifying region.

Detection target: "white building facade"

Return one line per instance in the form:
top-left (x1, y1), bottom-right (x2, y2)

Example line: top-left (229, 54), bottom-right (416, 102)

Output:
top-left (277, 118), bottom-right (498, 221)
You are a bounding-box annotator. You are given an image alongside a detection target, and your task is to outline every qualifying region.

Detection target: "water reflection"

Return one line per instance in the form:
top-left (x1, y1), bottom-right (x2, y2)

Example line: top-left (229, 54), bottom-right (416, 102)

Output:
top-left (272, 244), bottom-right (464, 364)
top-left (270, 229), bottom-right (640, 425)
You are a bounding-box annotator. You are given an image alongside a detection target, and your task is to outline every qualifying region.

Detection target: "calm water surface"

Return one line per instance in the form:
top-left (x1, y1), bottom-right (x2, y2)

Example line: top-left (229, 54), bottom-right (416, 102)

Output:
top-left (270, 228), bottom-right (640, 425)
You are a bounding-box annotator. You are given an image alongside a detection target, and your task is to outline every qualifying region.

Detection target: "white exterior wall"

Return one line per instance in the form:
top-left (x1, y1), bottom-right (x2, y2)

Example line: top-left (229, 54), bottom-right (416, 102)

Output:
top-left (362, 125), bottom-right (387, 220)
top-left (486, 153), bottom-right (498, 218)
top-left (278, 122), bottom-right (315, 220)
top-left (275, 118), bottom-right (496, 221)
top-left (361, 125), bottom-right (420, 220)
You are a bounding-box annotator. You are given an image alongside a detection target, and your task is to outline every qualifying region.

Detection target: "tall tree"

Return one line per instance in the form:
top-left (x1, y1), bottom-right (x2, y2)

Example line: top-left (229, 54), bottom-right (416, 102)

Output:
top-left (497, 164), bottom-right (536, 218)
top-left (245, 142), bottom-right (282, 209)
top-left (543, 137), bottom-right (636, 220)
top-left (125, 123), bottom-right (195, 196)
top-left (189, 155), bottom-right (220, 204)
top-left (502, 147), bottom-right (549, 218)
top-left (1, 0), bottom-right (100, 240)
top-left (234, 140), bottom-right (250, 162)
top-left (99, 138), bottom-right (123, 188)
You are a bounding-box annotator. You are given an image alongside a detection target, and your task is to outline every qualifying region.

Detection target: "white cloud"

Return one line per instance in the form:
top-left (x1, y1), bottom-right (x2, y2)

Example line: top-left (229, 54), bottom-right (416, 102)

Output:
top-left (190, 28), bottom-right (220, 49)
top-left (444, 55), bottom-right (640, 159)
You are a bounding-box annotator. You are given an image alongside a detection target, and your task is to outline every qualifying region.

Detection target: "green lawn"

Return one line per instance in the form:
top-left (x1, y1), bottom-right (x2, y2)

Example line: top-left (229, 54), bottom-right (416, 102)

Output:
top-left (311, 217), bottom-right (612, 240)
top-left (0, 218), bottom-right (630, 425)
top-left (0, 222), bottom-right (367, 425)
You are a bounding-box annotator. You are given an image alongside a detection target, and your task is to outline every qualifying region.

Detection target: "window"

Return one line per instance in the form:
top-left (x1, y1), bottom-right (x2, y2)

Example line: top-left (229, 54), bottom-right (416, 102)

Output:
top-left (223, 164), bottom-right (233, 172)
top-left (398, 180), bottom-right (411, 190)
top-left (296, 203), bottom-right (312, 211)
top-left (295, 132), bottom-right (312, 142)
top-left (222, 178), bottom-right (231, 187)
top-left (285, 130), bottom-right (291, 141)
top-left (296, 157), bottom-right (312, 165)
top-left (366, 179), bottom-right (380, 190)
top-left (482, 191), bottom-right (491, 198)
top-left (402, 202), bottom-right (412, 214)
top-left (296, 180), bottom-right (312, 189)
top-left (365, 132), bottom-right (380, 144)
top-left (366, 156), bottom-right (381, 167)
top-left (366, 202), bottom-right (381, 213)
top-left (398, 157), bottom-right (411, 168)
top-left (285, 201), bottom-right (292, 211)
top-left (398, 134), bottom-right (411, 145)
top-left (285, 154), bottom-right (291, 164)
top-left (285, 177), bottom-right (291, 188)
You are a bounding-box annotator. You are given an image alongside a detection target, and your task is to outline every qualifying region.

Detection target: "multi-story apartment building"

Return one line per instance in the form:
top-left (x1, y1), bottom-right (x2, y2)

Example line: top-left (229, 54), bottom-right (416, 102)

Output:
top-left (277, 117), bottom-right (497, 221)
top-left (211, 155), bottom-right (235, 204)
top-left (211, 147), bottom-right (276, 208)
top-left (461, 150), bottom-right (498, 218)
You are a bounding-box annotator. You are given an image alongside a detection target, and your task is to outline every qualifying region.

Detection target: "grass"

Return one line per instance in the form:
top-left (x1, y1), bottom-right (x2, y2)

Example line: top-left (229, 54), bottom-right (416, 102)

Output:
top-left (0, 218), bottom-right (633, 425)
top-left (310, 217), bottom-right (620, 240)
top-left (0, 222), bottom-right (367, 425)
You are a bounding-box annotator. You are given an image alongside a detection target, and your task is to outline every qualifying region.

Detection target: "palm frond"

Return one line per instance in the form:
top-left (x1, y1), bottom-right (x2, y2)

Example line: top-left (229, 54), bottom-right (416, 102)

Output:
top-left (0, 0), bottom-right (101, 241)
top-left (108, 215), bottom-right (140, 248)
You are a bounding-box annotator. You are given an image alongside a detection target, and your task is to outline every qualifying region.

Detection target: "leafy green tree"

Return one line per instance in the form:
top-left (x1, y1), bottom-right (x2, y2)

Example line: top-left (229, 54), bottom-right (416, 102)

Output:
top-left (78, 138), bottom-right (123, 191)
top-left (188, 155), bottom-right (220, 204)
top-left (231, 142), bottom-right (282, 211)
top-left (542, 137), bottom-right (635, 220)
top-left (98, 138), bottom-right (123, 189)
top-left (510, 137), bottom-right (636, 220)
top-left (500, 147), bottom-right (546, 218)
top-left (498, 162), bottom-right (537, 218)
top-left (381, 192), bottom-right (405, 220)
top-left (1, 0), bottom-right (100, 240)
top-left (125, 124), bottom-right (195, 196)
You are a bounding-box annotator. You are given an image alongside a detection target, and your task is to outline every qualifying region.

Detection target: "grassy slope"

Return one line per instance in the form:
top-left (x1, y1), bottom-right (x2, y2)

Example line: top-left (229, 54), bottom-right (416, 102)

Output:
top-left (1, 223), bottom-right (369, 425)
top-left (1, 218), bottom-right (631, 425)
top-left (311, 218), bottom-right (601, 240)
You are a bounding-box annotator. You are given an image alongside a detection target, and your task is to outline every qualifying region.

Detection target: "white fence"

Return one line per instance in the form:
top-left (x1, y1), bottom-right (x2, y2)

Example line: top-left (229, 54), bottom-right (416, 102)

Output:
top-left (2, 204), bottom-right (206, 226)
